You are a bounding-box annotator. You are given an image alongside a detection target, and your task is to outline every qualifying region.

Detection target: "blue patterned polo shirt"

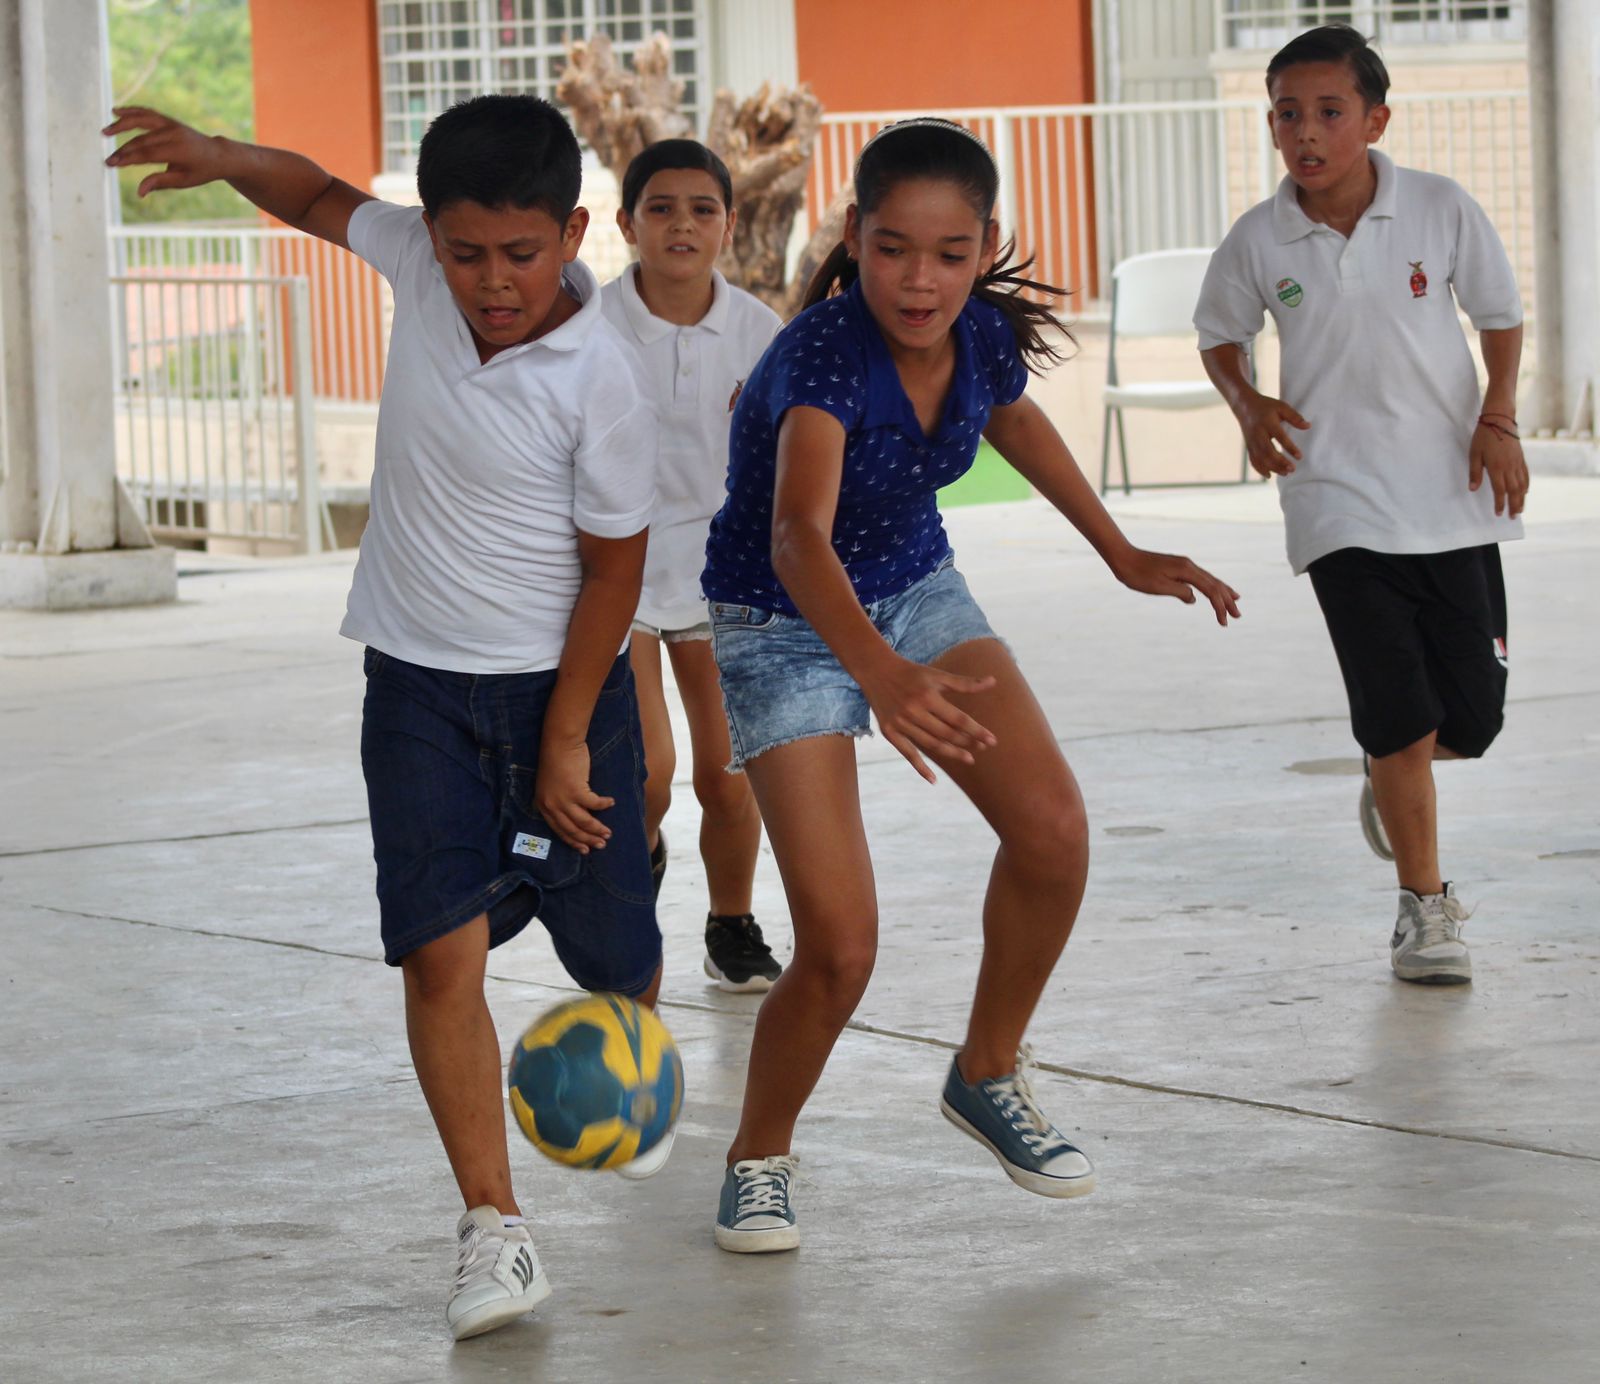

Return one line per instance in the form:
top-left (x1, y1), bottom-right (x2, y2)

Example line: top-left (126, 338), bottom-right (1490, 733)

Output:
top-left (700, 279), bottom-right (1028, 615)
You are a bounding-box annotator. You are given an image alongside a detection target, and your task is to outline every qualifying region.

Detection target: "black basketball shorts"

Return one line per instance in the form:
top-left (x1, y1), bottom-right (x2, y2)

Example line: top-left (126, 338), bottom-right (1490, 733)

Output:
top-left (1307, 544), bottom-right (1508, 760)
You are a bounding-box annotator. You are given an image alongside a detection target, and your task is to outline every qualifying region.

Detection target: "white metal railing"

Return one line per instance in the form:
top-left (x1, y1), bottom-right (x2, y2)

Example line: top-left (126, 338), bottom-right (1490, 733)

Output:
top-left (110, 273), bottom-right (327, 552)
top-left (1217, 1), bottom-right (1527, 50)
top-left (812, 90), bottom-right (1532, 313)
top-left (109, 227), bottom-right (386, 404)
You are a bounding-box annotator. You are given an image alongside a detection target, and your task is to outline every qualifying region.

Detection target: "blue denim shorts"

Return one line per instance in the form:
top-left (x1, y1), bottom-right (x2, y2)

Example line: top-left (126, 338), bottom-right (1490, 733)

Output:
top-left (359, 648), bottom-right (661, 993)
top-left (708, 556), bottom-right (1000, 771)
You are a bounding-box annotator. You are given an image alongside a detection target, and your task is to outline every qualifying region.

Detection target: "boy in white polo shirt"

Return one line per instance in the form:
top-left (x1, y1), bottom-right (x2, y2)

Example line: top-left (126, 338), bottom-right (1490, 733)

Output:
top-left (600, 141), bottom-right (786, 994)
top-left (106, 96), bottom-right (661, 1339)
top-left (1195, 24), bottom-right (1527, 985)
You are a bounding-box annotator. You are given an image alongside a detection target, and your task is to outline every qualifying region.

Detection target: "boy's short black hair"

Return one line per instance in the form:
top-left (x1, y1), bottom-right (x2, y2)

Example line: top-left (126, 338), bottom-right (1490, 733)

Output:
top-left (620, 139), bottom-right (734, 215)
top-left (416, 94), bottom-right (581, 221)
top-left (1266, 23), bottom-right (1390, 109)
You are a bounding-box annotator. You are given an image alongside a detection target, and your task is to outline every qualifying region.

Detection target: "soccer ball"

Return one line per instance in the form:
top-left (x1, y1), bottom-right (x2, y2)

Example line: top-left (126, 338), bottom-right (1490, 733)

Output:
top-left (507, 993), bottom-right (684, 1170)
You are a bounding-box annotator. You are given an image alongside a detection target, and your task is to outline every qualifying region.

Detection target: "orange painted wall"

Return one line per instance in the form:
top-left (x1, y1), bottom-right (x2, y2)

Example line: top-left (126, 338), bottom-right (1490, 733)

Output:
top-left (794, 0), bottom-right (1096, 111)
top-left (249, 0), bottom-right (382, 212)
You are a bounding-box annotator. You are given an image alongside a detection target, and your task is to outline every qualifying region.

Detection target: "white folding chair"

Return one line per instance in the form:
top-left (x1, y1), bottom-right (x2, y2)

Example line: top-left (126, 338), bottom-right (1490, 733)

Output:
top-left (1100, 247), bottom-right (1250, 495)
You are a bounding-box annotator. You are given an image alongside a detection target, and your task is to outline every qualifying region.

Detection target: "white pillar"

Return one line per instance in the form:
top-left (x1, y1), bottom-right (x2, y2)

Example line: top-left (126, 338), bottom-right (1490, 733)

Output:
top-left (0, 0), bottom-right (174, 608)
top-left (1528, 0), bottom-right (1599, 445)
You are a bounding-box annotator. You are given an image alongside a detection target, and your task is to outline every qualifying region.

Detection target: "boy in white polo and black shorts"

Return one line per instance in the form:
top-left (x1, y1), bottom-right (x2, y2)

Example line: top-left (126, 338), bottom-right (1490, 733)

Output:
top-left (1196, 24), bottom-right (1528, 984)
top-left (107, 95), bottom-right (662, 1340)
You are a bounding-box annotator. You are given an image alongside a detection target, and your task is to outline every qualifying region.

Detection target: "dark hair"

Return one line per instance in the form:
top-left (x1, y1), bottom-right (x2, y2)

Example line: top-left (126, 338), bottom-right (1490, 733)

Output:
top-left (1266, 24), bottom-right (1389, 108)
top-left (620, 139), bottom-right (734, 213)
top-left (416, 94), bottom-right (581, 221)
top-left (803, 118), bottom-right (1071, 374)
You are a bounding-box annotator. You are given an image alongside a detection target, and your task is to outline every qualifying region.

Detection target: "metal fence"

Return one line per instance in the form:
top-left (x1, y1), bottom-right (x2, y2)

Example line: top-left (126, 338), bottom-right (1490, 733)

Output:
top-left (110, 273), bottom-right (328, 552)
top-left (1216, 1), bottom-right (1527, 50)
top-left (109, 227), bottom-right (386, 404)
top-left (811, 90), bottom-right (1532, 314)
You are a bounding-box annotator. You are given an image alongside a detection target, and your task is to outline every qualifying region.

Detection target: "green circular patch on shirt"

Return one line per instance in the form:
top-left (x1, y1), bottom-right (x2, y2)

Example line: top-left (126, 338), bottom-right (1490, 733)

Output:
top-left (1276, 277), bottom-right (1304, 307)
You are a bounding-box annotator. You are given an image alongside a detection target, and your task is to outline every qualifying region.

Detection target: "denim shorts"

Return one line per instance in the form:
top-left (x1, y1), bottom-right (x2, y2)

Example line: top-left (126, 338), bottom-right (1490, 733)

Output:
top-left (708, 556), bottom-right (1000, 771)
top-left (359, 648), bottom-right (661, 993)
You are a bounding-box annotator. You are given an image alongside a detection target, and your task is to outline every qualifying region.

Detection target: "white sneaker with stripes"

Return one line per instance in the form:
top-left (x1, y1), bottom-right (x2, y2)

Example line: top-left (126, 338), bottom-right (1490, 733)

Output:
top-left (446, 1205), bottom-right (551, 1341)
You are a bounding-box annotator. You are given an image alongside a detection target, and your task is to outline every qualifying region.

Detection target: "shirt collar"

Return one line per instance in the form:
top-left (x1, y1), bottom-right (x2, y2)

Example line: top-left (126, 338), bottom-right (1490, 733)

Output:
top-left (848, 280), bottom-right (989, 433)
top-left (1272, 148), bottom-right (1397, 243)
top-left (617, 264), bottom-right (731, 344)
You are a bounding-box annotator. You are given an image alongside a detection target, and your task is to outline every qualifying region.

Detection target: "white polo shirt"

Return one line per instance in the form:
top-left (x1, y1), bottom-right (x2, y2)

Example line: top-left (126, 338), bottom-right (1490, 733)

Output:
top-left (600, 266), bottom-right (780, 629)
top-left (1194, 150), bottom-right (1523, 574)
top-left (340, 200), bottom-right (657, 673)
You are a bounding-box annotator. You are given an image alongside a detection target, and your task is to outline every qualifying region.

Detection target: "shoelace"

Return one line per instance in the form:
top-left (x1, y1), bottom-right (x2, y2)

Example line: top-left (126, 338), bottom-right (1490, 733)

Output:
top-left (454, 1223), bottom-right (511, 1289)
top-left (988, 1047), bottom-right (1071, 1157)
top-left (735, 1157), bottom-right (797, 1216)
top-left (1411, 894), bottom-right (1471, 951)
top-left (712, 915), bottom-right (772, 958)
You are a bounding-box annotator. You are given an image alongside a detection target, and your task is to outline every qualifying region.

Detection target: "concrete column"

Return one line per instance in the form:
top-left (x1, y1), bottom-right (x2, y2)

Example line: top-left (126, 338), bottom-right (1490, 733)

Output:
top-left (0, 0), bottom-right (174, 608)
top-left (1527, 0), bottom-right (1599, 464)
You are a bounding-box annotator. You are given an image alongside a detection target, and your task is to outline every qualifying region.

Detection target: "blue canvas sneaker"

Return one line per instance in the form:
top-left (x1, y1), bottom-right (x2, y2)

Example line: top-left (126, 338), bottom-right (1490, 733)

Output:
top-left (714, 1155), bottom-right (800, 1253)
top-left (940, 1048), bottom-right (1096, 1198)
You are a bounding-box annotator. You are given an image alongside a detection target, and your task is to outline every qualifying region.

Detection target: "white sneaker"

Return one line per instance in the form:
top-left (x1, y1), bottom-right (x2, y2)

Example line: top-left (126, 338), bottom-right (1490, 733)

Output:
top-left (614, 1126), bottom-right (676, 1181)
top-left (1391, 884), bottom-right (1472, 985)
top-left (1359, 755), bottom-right (1394, 861)
top-left (446, 1206), bottom-right (551, 1341)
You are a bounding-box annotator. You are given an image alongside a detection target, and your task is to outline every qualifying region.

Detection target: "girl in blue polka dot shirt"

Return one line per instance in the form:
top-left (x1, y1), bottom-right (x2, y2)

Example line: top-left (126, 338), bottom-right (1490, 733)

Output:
top-left (702, 118), bottom-right (1240, 1253)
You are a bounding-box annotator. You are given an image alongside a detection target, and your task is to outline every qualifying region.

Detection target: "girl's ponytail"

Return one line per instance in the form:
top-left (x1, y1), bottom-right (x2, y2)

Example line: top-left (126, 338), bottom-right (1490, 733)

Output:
top-left (973, 238), bottom-right (1073, 374)
top-left (801, 241), bottom-right (858, 312)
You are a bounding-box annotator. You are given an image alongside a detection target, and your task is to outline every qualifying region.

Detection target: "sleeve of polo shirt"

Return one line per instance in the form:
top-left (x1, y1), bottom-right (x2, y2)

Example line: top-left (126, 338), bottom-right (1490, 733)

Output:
top-left (1449, 190), bottom-right (1523, 331)
top-left (1194, 228), bottom-right (1266, 352)
top-left (346, 201), bottom-right (430, 285)
top-left (971, 300), bottom-right (1029, 406)
top-left (573, 368), bottom-right (658, 540)
top-left (761, 326), bottom-right (865, 433)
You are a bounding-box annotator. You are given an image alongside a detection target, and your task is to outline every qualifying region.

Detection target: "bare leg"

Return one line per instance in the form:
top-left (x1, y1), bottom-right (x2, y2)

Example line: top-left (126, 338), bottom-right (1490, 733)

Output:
top-left (667, 637), bottom-right (762, 917)
top-left (933, 641), bottom-right (1089, 1083)
top-left (402, 915), bottom-right (519, 1214)
top-left (1370, 731), bottom-right (1445, 895)
top-left (629, 633), bottom-right (675, 855)
top-left (726, 735), bottom-right (876, 1163)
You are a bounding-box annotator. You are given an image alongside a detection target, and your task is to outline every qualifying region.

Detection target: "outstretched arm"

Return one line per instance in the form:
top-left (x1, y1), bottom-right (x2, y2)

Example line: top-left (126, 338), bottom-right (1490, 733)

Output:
top-left (771, 406), bottom-right (996, 782)
top-left (983, 393), bottom-right (1240, 625)
top-left (104, 107), bottom-right (372, 250)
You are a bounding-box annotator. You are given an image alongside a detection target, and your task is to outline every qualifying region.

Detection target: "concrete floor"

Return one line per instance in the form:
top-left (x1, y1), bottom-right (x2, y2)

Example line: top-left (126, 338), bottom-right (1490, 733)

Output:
top-left (3, 480), bottom-right (1598, 1383)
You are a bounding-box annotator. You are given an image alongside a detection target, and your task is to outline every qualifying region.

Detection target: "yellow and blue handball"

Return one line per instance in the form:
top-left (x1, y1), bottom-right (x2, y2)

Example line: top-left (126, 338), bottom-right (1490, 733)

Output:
top-left (508, 993), bottom-right (684, 1170)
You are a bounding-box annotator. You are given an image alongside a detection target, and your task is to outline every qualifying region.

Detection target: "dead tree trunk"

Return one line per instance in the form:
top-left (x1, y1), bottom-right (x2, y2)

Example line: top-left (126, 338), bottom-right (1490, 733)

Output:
top-left (557, 30), bottom-right (851, 318)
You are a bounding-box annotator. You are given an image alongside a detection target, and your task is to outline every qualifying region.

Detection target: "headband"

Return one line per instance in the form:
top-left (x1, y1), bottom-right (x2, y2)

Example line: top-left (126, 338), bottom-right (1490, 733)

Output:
top-left (853, 116), bottom-right (998, 180)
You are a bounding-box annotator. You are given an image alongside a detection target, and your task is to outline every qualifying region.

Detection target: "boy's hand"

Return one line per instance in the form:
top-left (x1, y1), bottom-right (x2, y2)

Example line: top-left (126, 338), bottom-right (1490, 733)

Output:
top-left (1469, 421), bottom-right (1529, 518)
top-left (858, 655), bottom-right (997, 785)
top-left (1236, 391), bottom-right (1310, 476)
top-left (1111, 548), bottom-right (1242, 627)
top-left (103, 107), bottom-right (231, 197)
top-left (535, 738), bottom-right (615, 853)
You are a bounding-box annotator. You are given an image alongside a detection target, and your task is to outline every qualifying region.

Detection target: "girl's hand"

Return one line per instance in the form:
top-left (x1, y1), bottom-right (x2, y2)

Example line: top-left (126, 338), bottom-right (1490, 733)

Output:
top-left (1469, 421), bottom-right (1528, 518)
top-left (103, 107), bottom-right (232, 197)
top-left (1236, 390), bottom-right (1310, 476)
top-left (859, 655), bottom-right (997, 784)
top-left (535, 739), bottom-right (615, 853)
top-left (1112, 548), bottom-right (1242, 626)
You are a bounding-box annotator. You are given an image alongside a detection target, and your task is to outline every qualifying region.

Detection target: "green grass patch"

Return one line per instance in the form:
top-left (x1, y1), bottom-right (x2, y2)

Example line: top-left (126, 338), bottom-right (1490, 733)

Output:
top-left (939, 441), bottom-right (1033, 507)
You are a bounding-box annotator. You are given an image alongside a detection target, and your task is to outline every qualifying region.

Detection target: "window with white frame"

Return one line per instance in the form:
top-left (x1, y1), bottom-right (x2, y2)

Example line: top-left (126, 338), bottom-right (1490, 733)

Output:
top-left (1219, 1), bottom-right (1526, 50)
top-left (378, 0), bottom-right (707, 174)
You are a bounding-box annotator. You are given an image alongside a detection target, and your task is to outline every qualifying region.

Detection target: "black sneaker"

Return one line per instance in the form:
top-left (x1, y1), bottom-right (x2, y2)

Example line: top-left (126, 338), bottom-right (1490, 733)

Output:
top-left (650, 832), bottom-right (667, 901)
top-left (703, 913), bottom-right (783, 992)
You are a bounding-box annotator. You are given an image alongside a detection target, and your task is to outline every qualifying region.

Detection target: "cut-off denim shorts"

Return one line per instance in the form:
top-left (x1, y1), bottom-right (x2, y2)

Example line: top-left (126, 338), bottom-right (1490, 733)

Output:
top-left (360, 648), bottom-right (661, 994)
top-left (708, 555), bottom-right (1001, 771)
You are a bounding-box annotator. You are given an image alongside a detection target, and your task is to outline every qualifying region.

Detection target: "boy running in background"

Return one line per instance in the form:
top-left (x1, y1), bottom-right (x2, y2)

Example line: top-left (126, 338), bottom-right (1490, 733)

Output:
top-left (107, 96), bottom-right (662, 1339)
top-left (600, 140), bottom-right (786, 993)
top-left (1196, 25), bottom-right (1527, 984)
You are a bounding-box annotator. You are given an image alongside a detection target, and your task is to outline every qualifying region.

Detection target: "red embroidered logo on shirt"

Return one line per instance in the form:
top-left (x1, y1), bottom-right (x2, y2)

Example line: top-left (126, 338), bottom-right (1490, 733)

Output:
top-left (728, 379), bottom-right (745, 413)
top-left (1409, 261), bottom-right (1428, 298)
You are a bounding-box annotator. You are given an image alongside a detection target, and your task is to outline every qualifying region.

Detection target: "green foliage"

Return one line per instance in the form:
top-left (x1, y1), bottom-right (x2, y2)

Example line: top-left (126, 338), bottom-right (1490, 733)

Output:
top-left (108, 0), bottom-right (254, 224)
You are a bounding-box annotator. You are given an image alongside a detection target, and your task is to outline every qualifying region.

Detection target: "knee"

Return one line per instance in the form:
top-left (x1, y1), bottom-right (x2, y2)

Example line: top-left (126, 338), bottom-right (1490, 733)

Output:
top-left (693, 764), bottom-right (753, 824)
top-left (642, 755), bottom-right (674, 822)
top-left (1002, 792), bottom-right (1089, 886)
top-left (402, 932), bottom-right (484, 1003)
top-left (791, 937), bottom-right (877, 1012)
